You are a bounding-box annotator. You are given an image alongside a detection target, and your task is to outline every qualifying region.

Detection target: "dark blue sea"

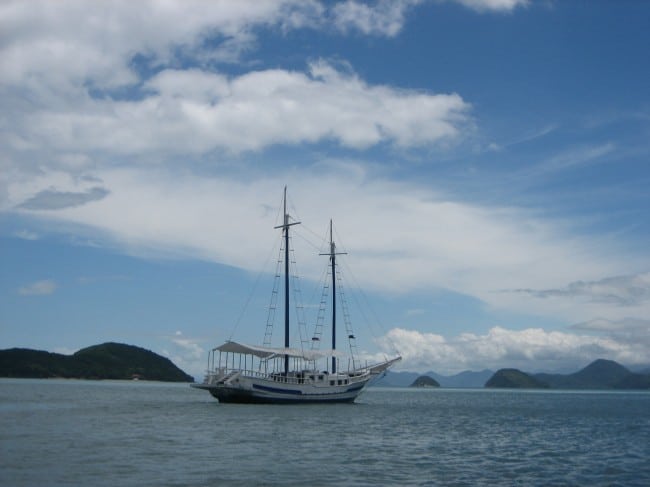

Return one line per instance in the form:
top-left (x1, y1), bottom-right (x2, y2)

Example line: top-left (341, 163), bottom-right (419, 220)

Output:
top-left (1, 379), bottom-right (649, 486)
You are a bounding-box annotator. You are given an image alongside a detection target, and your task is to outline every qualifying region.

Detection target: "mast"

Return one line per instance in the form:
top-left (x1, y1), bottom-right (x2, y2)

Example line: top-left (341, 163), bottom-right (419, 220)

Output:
top-left (274, 187), bottom-right (299, 375)
top-left (321, 220), bottom-right (346, 374)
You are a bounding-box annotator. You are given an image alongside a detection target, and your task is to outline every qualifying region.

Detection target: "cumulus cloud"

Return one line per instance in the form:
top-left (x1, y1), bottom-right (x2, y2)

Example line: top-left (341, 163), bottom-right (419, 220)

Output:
top-left (0, 0), bottom-right (446, 95)
top-left (161, 331), bottom-right (207, 379)
top-left (330, 0), bottom-right (527, 30)
top-left (373, 325), bottom-right (648, 374)
top-left (53, 347), bottom-right (76, 355)
top-left (0, 0), bottom-right (474, 167)
top-left (332, 0), bottom-right (421, 37)
top-left (5, 61), bottom-right (469, 157)
top-left (0, 0), bottom-right (322, 88)
top-left (18, 279), bottom-right (57, 296)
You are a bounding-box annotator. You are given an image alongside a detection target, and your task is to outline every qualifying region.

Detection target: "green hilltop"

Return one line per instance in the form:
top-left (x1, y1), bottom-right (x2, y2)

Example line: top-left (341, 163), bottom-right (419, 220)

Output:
top-left (0, 342), bottom-right (193, 382)
top-left (485, 369), bottom-right (549, 389)
top-left (409, 375), bottom-right (440, 387)
top-left (534, 359), bottom-right (634, 389)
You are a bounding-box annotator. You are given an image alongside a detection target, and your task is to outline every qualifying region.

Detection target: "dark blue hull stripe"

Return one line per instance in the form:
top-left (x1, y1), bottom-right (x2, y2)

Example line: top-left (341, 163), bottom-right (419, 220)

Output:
top-left (252, 384), bottom-right (302, 395)
top-left (251, 383), bottom-right (366, 396)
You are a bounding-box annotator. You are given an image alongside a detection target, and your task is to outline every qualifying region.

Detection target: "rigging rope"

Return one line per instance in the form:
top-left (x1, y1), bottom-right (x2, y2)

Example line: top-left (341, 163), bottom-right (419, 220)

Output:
top-left (226, 233), bottom-right (282, 342)
top-left (226, 199), bottom-right (400, 365)
top-left (263, 234), bottom-right (284, 347)
top-left (338, 257), bottom-right (402, 357)
top-left (332, 225), bottom-right (402, 357)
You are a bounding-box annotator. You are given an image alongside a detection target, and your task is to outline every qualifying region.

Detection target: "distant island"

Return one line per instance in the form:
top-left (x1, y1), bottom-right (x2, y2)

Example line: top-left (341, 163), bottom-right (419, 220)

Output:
top-left (410, 375), bottom-right (440, 388)
top-left (485, 369), bottom-right (549, 389)
top-left (485, 359), bottom-right (650, 389)
top-left (373, 358), bottom-right (650, 389)
top-left (375, 369), bottom-right (493, 388)
top-left (0, 342), bottom-right (193, 382)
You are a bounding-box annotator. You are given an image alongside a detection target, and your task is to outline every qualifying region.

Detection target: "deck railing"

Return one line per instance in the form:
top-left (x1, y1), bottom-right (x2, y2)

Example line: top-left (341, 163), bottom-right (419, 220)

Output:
top-left (204, 366), bottom-right (371, 385)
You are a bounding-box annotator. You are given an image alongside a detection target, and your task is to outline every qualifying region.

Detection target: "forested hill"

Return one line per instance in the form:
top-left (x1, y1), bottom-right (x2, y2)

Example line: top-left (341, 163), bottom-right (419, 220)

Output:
top-left (485, 369), bottom-right (549, 389)
top-left (0, 342), bottom-right (193, 382)
top-left (485, 359), bottom-right (650, 389)
top-left (533, 359), bottom-right (649, 389)
top-left (410, 375), bottom-right (440, 387)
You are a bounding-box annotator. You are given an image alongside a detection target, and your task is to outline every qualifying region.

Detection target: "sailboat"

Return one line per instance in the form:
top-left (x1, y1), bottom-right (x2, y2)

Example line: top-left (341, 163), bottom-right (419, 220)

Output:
top-left (191, 188), bottom-right (401, 403)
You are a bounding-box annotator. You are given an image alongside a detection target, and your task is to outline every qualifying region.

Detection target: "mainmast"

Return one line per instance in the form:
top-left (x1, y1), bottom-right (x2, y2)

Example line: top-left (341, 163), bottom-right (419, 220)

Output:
top-left (321, 220), bottom-right (346, 374)
top-left (274, 187), bottom-right (299, 375)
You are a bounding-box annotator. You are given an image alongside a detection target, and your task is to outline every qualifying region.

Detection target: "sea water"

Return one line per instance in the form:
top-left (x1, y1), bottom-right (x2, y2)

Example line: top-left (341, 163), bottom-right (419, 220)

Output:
top-left (1, 379), bottom-right (648, 486)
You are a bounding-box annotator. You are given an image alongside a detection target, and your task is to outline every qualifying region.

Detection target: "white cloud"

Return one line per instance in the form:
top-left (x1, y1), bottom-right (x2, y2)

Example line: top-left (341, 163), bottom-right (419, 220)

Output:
top-left (161, 331), bottom-right (207, 379)
top-left (1, 1), bottom-right (473, 163)
top-left (332, 0), bottom-right (421, 37)
top-left (7, 164), bottom-right (646, 327)
top-left (374, 325), bottom-right (648, 374)
top-left (329, 0), bottom-right (527, 29)
top-left (0, 0), bottom-right (432, 96)
top-left (4, 61), bottom-right (469, 157)
top-left (453, 0), bottom-right (529, 13)
top-left (0, 0), bottom-right (321, 88)
top-left (53, 347), bottom-right (76, 356)
top-left (18, 279), bottom-right (57, 296)
top-left (171, 337), bottom-right (205, 361)
top-left (13, 229), bottom-right (39, 240)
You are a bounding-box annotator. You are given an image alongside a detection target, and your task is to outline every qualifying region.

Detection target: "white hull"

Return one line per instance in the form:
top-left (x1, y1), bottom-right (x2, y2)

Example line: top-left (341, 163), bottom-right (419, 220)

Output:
top-left (191, 355), bottom-right (402, 404)
top-left (192, 381), bottom-right (368, 403)
top-left (191, 369), bottom-right (376, 404)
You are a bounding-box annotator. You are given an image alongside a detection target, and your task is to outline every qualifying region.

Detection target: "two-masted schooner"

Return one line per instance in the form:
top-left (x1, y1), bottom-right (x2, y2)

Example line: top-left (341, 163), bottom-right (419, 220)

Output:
top-left (191, 188), bottom-right (400, 403)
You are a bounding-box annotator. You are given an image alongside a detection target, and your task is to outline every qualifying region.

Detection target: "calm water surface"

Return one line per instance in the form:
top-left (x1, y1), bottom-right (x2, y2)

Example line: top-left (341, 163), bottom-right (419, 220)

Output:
top-left (1, 379), bottom-right (649, 486)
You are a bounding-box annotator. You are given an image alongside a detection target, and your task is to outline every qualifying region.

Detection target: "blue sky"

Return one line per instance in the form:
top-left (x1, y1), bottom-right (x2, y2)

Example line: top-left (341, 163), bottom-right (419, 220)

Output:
top-left (1, 0), bottom-right (649, 377)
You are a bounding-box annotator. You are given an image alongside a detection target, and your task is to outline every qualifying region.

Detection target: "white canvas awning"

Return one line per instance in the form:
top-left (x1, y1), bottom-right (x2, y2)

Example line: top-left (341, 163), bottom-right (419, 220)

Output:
top-left (214, 341), bottom-right (343, 361)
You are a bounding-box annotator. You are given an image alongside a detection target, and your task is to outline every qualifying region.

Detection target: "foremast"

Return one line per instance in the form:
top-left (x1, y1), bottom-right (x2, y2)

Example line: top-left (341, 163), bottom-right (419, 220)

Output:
top-left (274, 187), bottom-right (300, 375)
